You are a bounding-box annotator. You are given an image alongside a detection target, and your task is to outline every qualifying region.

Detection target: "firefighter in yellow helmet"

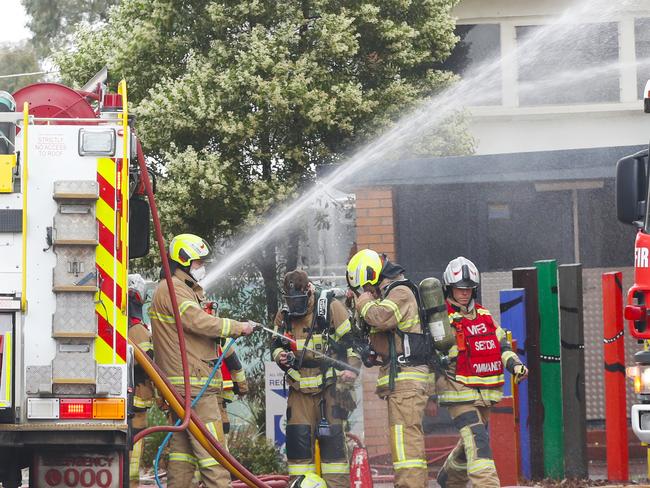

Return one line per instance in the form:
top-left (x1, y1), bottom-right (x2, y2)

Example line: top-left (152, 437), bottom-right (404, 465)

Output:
top-left (435, 257), bottom-right (528, 488)
top-left (271, 269), bottom-right (360, 487)
top-left (149, 234), bottom-right (255, 488)
top-left (127, 274), bottom-right (154, 488)
top-left (346, 249), bottom-right (430, 488)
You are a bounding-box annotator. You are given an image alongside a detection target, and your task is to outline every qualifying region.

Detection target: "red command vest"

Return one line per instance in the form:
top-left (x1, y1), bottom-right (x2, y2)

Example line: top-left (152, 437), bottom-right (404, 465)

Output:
top-left (448, 303), bottom-right (504, 388)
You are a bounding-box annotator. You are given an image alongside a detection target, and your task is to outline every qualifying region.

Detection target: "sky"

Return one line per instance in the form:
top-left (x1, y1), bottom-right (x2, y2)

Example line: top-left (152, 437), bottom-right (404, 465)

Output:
top-left (1, 0), bottom-right (30, 44)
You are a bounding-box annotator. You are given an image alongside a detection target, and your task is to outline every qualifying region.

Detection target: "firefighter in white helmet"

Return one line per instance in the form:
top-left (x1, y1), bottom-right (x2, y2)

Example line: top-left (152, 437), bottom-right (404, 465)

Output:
top-left (346, 249), bottom-right (430, 488)
top-left (436, 257), bottom-right (528, 488)
top-left (149, 234), bottom-right (255, 488)
top-left (127, 274), bottom-right (154, 488)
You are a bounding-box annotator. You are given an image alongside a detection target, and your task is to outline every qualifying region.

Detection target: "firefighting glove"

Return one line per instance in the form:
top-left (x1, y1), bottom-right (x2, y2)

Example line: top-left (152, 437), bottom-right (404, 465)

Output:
top-left (513, 364), bottom-right (528, 384)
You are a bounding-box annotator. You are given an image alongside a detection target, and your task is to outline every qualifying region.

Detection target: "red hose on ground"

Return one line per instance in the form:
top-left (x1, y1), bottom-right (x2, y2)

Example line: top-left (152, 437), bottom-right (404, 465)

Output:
top-left (132, 139), bottom-right (193, 444)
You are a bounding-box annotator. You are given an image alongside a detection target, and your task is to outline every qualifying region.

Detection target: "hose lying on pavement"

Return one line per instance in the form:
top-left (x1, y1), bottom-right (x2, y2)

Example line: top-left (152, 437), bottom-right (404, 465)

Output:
top-left (131, 339), bottom-right (271, 488)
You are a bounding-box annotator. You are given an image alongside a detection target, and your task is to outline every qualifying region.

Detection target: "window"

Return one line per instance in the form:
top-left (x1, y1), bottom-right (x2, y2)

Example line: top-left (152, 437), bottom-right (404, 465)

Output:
top-left (441, 24), bottom-right (501, 105)
top-left (516, 22), bottom-right (619, 105)
top-left (636, 18), bottom-right (650, 99)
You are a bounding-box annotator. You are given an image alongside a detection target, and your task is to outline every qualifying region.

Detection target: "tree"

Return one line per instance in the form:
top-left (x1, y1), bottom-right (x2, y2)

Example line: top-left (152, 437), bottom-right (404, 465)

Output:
top-left (22, 0), bottom-right (120, 57)
top-left (0, 41), bottom-right (42, 93)
top-left (56, 0), bottom-right (468, 321)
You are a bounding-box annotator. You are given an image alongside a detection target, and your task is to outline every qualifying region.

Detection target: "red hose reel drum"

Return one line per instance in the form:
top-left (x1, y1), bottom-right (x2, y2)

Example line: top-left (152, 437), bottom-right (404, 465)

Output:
top-left (12, 82), bottom-right (97, 123)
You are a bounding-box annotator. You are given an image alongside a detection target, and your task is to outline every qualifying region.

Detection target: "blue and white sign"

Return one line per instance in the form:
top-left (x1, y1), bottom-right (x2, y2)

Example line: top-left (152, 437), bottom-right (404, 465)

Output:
top-left (265, 362), bottom-right (288, 451)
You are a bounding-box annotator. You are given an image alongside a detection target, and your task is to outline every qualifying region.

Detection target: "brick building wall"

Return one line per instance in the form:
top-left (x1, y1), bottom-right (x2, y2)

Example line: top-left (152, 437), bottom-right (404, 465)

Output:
top-left (354, 186), bottom-right (398, 457)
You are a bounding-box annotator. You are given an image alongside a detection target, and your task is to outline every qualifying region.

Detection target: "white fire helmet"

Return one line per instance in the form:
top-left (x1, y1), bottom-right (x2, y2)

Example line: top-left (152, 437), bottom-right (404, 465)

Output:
top-left (443, 257), bottom-right (480, 290)
top-left (289, 473), bottom-right (327, 488)
top-left (128, 273), bottom-right (147, 303)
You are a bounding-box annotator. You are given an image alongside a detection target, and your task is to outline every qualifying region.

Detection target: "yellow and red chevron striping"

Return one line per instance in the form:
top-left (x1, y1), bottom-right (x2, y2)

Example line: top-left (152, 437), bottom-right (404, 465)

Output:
top-left (95, 157), bottom-right (127, 364)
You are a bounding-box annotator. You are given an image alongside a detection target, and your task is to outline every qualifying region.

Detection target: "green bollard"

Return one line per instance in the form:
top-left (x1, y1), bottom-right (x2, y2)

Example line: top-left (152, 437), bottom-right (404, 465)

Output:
top-left (535, 259), bottom-right (564, 479)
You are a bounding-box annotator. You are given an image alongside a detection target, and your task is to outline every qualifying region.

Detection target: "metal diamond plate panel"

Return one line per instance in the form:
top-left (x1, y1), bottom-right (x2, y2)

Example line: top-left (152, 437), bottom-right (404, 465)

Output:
top-left (53, 180), bottom-right (99, 198)
top-left (54, 204), bottom-right (97, 242)
top-left (53, 351), bottom-right (96, 382)
top-left (53, 384), bottom-right (95, 396)
top-left (25, 365), bottom-right (52, 394)
top-left (53, 292), bottom-right (97, 335)
top-left (96, 366), bottom-right (122, 395)
top-left (53, 246), bottom-right (96, 287)
top-left (583, 267), bottom-right (637, 420)
top-left (481, 272), bottom-right (513, 325)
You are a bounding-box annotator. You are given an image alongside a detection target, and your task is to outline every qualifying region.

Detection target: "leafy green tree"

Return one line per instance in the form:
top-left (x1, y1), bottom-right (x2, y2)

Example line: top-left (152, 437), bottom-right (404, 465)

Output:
top-left (22, 0), bottom-right (120, 57)
top-left (56, 0), bottom-right (468, 320)
top-left (0, 41), bottom-right (42, 93)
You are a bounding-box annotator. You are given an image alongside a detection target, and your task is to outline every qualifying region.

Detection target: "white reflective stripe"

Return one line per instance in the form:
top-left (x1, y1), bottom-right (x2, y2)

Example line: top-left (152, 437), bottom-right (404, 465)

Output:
top-left (398, 316), bottom-right (420, 331)
top-left (287, 464), bottom-right (317, 475)
top-left (206, 421), bottom-right (219, 439)
top-left (393, 459), bottom-right (428, 470)
top-left (287, 369), bottom-right (301, 382)
top-left (138, 341), bottom-right (153, 352)
top-left (334, 319), bottom-right (351, 339)
top-left (298, 368), bottom-right (335, 389)
top-left (223, 380), bottom-right (234, 390)
top-left (438, 388), bottom-right (503, 403)
top-left (222, 318), bottom-right (231, 337)
top-left (295, 334), bottom-right (323, 351)
top-left (476, 308), bottom-right (491, 316)
top-left (221, 389), bottom-right (235, 401)
top-left (454, 374), bottom-right (504, 386)
top-left (168, 376), bottom-right (223, 388)
top-left (232, 370), bottom-right (246, 382)
top-left (360, 300), bottom-right (376, 319)
top-left (321, 462), bottom-right (350, 474)
top-left (393, 424), bottom-right (406, 462)
top-left (133, 396), bottom-right (154, 408)
top-left (468, 458), bottom-right (496, 474)
top-left (198, 457), bottom-right (219, 468)
top-left (378, 299), bottom-right (402, 322)
top-left (179, 300), bottom-right (200, 315)
top-left (149, 310), bottom-right (175, 323)
top-left (169, 452), bottom-right (198, 465)
top-left (129, 439), bottom-right (143, 479)
top-left (497, 328), bottom-right (507, 341)
top-left (376, 370), bottom-right (429, 387)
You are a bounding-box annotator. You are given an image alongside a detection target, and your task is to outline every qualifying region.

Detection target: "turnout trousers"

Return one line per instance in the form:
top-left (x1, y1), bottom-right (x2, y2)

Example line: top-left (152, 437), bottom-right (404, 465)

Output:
top-left (386, 389), bottom-right (429, 488)
top-left (167, 393), bottom-right (230, 488)
top-left (437, 404), bottom-right (500, 488)
top-left (286, 384), bottom-right (349, 487)
top-left (129, 377), bottom-right (154, 487)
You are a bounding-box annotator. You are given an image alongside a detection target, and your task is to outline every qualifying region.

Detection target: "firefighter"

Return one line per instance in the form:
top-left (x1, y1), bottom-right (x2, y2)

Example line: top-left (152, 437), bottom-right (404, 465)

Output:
top-left (436, 256), bottom-right (528, 488)
top-left (127, 274), bottom-right (154, 488)
top-left (149, 234), bottom-right (255, 488)
top-left (346, 249), bottom-right (430, 488)
top-left (271, 270), bottom-right (360, 487)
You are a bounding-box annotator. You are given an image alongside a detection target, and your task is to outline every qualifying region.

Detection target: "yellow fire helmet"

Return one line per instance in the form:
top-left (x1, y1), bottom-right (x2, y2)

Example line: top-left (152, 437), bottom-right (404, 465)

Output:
top-left (168, 233), bottom-right (212, 266)
top-left (289, 472), bottom-right (327, 488)
top-left (346, 248), bottom-right (383, 289)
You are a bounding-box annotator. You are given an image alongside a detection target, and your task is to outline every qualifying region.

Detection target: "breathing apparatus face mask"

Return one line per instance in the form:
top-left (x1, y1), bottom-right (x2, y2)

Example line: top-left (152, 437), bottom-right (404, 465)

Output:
top-left (284, 284), bottom-right (310, 317)
top-left (190, 263), bottom-right (207, 282)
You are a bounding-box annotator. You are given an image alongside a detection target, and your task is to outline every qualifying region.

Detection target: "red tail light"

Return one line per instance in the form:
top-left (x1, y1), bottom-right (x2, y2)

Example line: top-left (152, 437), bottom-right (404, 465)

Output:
top-left (59, 399), bottom-right (92, 419)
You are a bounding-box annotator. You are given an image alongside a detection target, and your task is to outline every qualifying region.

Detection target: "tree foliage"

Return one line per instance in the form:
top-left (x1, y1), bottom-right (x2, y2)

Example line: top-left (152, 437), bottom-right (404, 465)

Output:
top-left (22, 0), bottom-right (120, 57)
top-left (56, 0), bottom-right (468, 320)
top-left (0, 41), bottom-right (41, 93)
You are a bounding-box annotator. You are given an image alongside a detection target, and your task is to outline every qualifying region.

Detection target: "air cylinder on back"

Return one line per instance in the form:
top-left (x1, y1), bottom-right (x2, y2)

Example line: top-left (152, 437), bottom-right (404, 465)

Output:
top-left (0, 91), bottom-right (16, 155)
top-left (420, 277), bottom-right (455, 352)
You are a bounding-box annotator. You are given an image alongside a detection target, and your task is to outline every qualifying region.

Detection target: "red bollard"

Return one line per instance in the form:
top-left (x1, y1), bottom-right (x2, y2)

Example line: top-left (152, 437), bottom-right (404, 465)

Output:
top-left (602, 272), bottom-right (629, 482)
